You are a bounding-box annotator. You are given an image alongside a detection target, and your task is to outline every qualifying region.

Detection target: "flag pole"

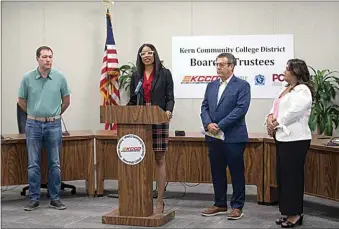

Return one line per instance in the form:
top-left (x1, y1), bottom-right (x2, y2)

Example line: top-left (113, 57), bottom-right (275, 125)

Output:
top-left (103, 0), bottom-right (112, 130)
top-left (101, 0), bottom-right (120, 131)
top-left (102, 0), bottom-right (109, 130)
top-left (103, 0), bottom-right (112, 110)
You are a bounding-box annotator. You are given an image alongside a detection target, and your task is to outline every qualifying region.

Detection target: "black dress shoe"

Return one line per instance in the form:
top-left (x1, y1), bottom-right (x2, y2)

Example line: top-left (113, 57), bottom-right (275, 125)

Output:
top-left (281, 215), bottom-right (303, 228)
top-left (276, 216), bottom-right (287, 225)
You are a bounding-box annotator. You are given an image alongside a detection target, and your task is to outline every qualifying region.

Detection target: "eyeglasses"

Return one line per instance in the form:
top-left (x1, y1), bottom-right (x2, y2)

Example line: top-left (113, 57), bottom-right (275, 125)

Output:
top-left (215, 62), bottom-right (231, 68)
top-left (139, 51), bottom-right (154, 57)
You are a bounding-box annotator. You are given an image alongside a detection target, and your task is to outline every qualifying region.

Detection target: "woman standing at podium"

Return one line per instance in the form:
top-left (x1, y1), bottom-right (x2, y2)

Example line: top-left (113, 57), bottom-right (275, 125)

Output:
top-left (128, 43), bottom-right (175, 214)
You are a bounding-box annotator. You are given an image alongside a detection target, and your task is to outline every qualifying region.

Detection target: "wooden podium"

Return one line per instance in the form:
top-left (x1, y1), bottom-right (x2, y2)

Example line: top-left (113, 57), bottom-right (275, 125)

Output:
top-left (100, 105), bottom-right (175, 227)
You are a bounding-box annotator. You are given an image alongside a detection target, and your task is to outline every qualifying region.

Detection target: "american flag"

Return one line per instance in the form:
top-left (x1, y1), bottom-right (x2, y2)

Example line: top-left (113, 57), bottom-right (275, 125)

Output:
top-left (100, 8), bottom-right (120, 130)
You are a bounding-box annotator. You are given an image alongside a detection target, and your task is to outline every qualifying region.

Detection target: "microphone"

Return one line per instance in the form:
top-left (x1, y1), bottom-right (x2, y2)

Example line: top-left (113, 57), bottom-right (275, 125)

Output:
top-left (134, 79), bottom-right (144, 106)
top-left (61, 117), bottom-right (70, 136)
top-left (134, 79), bottom-right (143, 95)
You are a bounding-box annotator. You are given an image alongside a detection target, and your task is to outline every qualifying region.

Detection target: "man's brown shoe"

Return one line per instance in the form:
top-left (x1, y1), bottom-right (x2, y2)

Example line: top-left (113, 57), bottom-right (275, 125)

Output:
top-left (227, 208), bottom-right (243, 220)
top-left (201, 206), bottom-right (227, 217)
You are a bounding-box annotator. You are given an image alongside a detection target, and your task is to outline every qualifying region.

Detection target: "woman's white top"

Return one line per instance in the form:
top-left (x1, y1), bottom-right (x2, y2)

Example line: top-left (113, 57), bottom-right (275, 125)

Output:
top-left (266, 84), bottom-right (313, 142)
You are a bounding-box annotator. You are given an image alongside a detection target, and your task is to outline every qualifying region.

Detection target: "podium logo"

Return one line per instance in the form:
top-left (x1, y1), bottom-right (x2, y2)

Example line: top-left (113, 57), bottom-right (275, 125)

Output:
top-left (121, 146), bottom-right (142, 152)
top-left (117, 134), bottom-right (145, 165)
top-left (181, 75), bottom-right (219, 84)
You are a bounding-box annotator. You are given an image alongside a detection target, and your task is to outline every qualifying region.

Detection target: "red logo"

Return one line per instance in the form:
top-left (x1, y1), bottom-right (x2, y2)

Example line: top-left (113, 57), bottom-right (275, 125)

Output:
top-left (181, 76), bottom-right (219, 84)
top-left (272, 74), bottom-right (285, 82)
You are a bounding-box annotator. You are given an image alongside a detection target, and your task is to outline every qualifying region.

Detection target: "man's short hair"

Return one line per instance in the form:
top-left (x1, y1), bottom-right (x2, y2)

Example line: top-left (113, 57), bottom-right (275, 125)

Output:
top-left (36, 46), bottom-right (53, 57)
top-left (217, 53), bottom-right (237, 66)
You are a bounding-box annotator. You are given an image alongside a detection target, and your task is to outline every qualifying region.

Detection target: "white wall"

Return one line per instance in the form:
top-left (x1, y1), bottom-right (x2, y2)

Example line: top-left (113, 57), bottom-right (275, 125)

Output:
top-left (1, 0), bottom-right (339, 135)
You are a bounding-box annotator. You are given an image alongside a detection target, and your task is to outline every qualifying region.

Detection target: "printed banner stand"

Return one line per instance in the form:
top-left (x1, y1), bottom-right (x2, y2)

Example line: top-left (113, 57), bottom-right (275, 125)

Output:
top-left (172, 35), bottom-right (293, 99)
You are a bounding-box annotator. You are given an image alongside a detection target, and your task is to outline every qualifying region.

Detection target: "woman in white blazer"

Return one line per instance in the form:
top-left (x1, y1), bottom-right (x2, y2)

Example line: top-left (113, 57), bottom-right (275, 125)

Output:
top-left (266, 59), bottom-right (315, 228)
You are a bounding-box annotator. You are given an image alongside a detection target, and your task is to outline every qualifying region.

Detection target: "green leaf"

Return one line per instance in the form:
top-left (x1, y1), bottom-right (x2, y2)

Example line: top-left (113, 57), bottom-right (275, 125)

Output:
top-left (327, 105), bottom-right (339, 114)
top-left (119, 65), bottom-right (132, 70)
top-left (308, 65), bottom-right (316, 75)
top-left (323, 70), bottom-right (339, 79)
top-left (309, 109), bottom-right (317, 131)
top-left (319, 118), bottom-right (325, 135)
top-left (333, 117), bottom-right (339, 129)
top-left (325, 115), bottom-right (333, 136)
top-left (318, 90), bottom-right (328, 101)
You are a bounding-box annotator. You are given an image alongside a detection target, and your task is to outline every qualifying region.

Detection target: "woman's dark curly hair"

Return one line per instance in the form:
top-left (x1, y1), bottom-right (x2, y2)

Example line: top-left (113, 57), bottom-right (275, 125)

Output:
top-left (286, 58), bottom-right (315, 101)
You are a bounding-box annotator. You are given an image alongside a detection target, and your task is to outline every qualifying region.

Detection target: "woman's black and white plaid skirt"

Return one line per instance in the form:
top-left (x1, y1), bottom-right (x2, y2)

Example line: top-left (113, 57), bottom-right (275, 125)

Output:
top-left (146, 102), bottom-right (169, 152)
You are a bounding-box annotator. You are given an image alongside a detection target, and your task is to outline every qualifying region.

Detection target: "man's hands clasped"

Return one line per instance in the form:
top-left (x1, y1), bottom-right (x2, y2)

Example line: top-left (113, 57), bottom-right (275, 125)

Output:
top-left (207, 123), bottom-right (220, 135)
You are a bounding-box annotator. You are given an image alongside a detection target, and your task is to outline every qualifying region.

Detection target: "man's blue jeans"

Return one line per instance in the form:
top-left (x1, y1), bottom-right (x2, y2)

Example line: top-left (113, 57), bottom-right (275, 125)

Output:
top-left (25, 118), bottom-right (62, 201)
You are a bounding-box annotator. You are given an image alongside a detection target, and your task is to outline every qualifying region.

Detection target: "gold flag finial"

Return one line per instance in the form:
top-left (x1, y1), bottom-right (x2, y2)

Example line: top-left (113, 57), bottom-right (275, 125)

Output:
top-left (101, 0), bottom-right (113, 9)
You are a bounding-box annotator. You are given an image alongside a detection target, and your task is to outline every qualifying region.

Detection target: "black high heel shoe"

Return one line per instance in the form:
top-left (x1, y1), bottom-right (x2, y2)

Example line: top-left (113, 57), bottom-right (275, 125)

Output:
top-left (276, 216), bottom-right (287, 225)
top-left (281, 214), bottom-right (303, 228)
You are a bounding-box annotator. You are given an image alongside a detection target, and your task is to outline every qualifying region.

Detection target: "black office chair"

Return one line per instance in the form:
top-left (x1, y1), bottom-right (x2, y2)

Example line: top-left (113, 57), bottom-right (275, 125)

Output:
top-left (17, 103), bottom-right (76, 196)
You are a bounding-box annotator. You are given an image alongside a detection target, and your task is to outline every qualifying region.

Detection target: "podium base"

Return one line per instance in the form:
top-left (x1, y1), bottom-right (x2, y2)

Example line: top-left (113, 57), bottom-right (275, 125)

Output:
top-left (102, 208), bottom-right (175, 227)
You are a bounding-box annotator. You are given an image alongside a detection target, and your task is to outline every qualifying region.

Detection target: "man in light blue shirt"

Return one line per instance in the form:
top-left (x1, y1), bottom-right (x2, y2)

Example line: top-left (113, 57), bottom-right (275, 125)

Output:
top-left (18, 46), bottom-right (70, 211)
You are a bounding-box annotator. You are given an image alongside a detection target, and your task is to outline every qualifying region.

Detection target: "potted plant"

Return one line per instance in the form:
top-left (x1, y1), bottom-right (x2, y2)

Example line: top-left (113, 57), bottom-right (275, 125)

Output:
top-left (308, 67), bottom-right (339, 136)
top-left (118, 62), bottom-right (137, 91)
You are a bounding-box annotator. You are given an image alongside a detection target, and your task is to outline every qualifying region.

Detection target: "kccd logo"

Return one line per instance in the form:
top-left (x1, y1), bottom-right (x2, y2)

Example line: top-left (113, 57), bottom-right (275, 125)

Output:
top-left (181, 76), bottom-right (219, 84)
top-left (272, 73), bottom-right (285, 86)
top-left (121, 146), bottom-right (142, 152)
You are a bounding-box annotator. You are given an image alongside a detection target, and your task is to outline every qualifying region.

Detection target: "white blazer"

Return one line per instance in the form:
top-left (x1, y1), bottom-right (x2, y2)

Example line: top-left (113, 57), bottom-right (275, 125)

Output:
top-left (266, 84), bottom-right (313, 142)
